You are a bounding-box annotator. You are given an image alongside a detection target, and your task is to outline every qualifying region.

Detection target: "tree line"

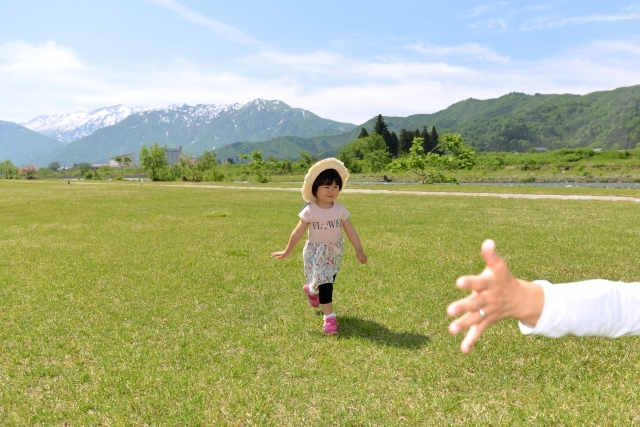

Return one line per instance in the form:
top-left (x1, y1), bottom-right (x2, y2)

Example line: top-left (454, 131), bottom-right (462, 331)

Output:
top-left (357, 114), bottom-right (442, 157)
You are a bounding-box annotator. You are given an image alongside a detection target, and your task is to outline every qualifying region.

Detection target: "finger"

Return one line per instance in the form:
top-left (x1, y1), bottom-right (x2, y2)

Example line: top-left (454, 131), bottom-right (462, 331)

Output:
top-left (460, 322), bottom-right (487, 354)
top-left (481, 239), bottom-right (505, 270)
top-left (447, 296), bottom-right (470, 317)
top-left (446, 292), bottom-right (486, 317)
top-left (447, 287), bottom-right (487, 316)
top-left (455, 275), bottom-right (491, 292)
top-left (448, 312), bottom-right (471, 334)
top-left (448, 310), bottom-right (485, 334)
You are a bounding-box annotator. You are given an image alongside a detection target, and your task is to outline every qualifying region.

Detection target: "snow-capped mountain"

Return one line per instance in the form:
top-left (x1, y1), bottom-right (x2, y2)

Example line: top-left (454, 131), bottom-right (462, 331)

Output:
top-left (20, 99), bottom-right (357, 166)
top-left (20, 100), bottom-right (298, 145)
top-left (22, 105), bottom-right (151, 145)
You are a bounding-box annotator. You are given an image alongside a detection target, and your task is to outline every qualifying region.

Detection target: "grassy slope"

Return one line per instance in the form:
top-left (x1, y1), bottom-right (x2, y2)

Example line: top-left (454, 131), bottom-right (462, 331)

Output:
top-left (0, 121), bottom-right (62, 166)
top-left (1, 180), bottom-right (639, 425)
top-left (214, 85), bottom-right (640, 160)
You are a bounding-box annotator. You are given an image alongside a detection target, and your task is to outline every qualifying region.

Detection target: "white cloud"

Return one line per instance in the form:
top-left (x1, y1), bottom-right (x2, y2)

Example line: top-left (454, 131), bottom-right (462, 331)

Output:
top-left (464, 2), bottom-right (508, 18)
top-left (2, 39), bottom-right (640, 125)
top-left (520, 6), bottom-right (640, 30)
top-left (141, 0), bottom-right (268, 47)
top-left (240, 49), bottom-right (476, 83)
top-left (591, 40), bottom-right (640, 57)
top-left (465, 3), bottom-right (640, 33)
top-left (0, 41), bottom-right (85, 73)
top-left (408, 42), bottom-right (509, 63)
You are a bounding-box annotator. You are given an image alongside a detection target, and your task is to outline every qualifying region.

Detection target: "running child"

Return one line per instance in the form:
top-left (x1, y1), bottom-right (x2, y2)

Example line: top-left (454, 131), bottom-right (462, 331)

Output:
top-left (271, 158), bottom-right (367, 334)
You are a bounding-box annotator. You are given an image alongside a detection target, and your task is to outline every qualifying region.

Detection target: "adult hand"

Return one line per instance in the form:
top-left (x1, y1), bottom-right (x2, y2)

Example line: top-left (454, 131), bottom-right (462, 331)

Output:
top-left (446, 239), bottom-right (543, 353)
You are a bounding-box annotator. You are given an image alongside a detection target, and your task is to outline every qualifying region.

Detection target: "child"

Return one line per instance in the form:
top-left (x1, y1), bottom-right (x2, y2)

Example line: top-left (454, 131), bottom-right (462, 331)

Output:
top-left (271, 158), bottom-right (367, 334)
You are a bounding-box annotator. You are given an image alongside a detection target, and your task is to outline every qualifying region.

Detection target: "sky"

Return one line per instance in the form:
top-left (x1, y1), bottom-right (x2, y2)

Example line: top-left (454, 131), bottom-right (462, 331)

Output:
top-left (1, 0), bottom-right (640, 125)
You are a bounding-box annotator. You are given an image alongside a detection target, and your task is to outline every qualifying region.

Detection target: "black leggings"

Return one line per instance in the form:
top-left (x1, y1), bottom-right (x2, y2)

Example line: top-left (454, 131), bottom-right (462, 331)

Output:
top-left (318, 283), bottom-right (333, 304)
top-left (318, 275), bottom-right (336, 304)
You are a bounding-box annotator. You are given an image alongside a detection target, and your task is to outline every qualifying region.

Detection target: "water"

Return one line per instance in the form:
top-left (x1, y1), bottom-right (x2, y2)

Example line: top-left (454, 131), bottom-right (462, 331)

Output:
top-left (461, 182), bottom-right (640, 189)
top-left (347, 181), bottom-right (640, 189)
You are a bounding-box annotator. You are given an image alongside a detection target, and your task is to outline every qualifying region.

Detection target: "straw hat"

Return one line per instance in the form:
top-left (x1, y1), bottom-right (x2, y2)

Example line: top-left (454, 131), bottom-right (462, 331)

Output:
top-left (301, 157), bottom-right (350, 203)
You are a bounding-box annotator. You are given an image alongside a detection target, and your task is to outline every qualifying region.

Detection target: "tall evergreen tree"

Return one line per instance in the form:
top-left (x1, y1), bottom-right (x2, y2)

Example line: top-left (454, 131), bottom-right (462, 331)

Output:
top-left (373, 114), bottom-right (388, 136)
top-left (398, 129), bottom-right (414, 154)
top-left (430, 126), bottom-right (441, 154)
top-left (358, 127), bottom-right (369, 138)
top-left (389, 131), bottom-right (399, 156)
top-left (373, 114), bottom-right (395, 155)
top-left (420, 126), bottom-right (433, 153)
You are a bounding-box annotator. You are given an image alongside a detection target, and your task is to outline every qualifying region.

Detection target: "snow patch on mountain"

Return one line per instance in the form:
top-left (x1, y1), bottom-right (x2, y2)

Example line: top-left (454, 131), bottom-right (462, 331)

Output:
top-left (21, 99), bottom-right (320, 144)
top-left (22, 105), bottom-right (151, 145)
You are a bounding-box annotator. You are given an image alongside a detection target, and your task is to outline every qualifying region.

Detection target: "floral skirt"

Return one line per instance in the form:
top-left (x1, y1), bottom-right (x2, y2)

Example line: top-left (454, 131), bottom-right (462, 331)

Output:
top-left (303, 237), bottom-right (344, 291)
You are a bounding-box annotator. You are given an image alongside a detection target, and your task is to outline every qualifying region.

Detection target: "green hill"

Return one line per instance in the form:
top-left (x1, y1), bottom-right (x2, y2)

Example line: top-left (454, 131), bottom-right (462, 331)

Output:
top-left (215, 85), bottom-right (640, 160)
top-left (214, 134), bottom-right (349, 161)
top-left (0, 121), bottom-right (62, 166)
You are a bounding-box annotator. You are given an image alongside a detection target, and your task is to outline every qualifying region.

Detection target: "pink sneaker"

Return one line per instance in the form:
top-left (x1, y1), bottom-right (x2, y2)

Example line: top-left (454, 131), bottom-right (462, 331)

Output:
top-left (323, 317), bottom-right (338, 335)
top-left (303, 284), bottom-right (320, 307)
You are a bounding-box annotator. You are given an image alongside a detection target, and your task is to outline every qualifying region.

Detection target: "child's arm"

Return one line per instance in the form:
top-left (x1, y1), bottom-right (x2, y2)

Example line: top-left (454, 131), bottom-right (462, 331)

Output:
top-left (271, 220), bottom-right (309, 259)
top-left (343, 218), bottom-right (367, 264)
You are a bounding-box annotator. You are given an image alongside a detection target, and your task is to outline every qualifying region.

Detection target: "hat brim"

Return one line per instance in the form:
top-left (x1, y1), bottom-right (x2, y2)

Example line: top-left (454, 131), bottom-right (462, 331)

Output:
top-left (301, 158), bottom-right (350, 203)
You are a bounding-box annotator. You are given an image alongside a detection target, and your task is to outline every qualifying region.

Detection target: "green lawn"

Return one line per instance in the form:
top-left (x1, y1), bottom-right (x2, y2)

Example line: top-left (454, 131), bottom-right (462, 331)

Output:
top-left (1, 180), bottom-right (639, 425)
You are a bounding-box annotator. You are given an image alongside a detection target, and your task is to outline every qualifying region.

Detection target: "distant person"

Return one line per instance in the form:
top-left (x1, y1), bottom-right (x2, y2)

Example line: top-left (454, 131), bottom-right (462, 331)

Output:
top-left (272, 158), bottom-right (367, 335)
top-left (447, 239), bottom-right (640, 353)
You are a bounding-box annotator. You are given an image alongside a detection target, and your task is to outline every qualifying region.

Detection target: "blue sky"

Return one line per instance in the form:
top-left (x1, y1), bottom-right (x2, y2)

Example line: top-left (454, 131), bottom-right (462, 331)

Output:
top-left (1, 0), bottom-right (640, 124)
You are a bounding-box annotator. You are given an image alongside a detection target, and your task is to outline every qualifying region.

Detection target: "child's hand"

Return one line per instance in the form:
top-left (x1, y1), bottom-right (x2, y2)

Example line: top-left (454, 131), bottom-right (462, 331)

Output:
top-left (271, 250), bottom-right (290, 259)
top-left (356, 251), bottom-right (367, 264)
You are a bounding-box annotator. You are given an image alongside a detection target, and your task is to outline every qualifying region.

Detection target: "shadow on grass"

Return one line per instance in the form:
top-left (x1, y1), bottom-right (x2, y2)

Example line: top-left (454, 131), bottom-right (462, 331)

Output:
top-left (334, 315), bottom-right (430, 349)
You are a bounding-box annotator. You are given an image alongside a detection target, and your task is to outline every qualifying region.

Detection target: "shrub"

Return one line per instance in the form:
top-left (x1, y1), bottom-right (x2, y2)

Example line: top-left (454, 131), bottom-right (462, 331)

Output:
top-left (19, 165), bottom-right (38, 179)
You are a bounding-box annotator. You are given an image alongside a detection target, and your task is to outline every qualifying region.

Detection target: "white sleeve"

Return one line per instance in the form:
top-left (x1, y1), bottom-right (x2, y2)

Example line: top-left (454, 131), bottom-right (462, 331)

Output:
top-left (519, 279), bottom-right (640, 338)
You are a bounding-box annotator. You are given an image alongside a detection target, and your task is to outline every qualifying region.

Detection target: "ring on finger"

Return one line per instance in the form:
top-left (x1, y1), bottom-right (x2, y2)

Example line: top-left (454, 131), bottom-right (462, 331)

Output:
top-left (479, 308), bottom-right (486, 318)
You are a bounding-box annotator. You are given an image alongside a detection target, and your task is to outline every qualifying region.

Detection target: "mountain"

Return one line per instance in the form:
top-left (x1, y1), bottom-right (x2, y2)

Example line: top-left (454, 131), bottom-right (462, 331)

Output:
top-left (0, 121), bottom-right (62, 166)
top-left (215, 85), bottom-right (640, 159)
top-left (10, 85), bottom-right (640, 166)
top-left (369, 85), bottom-right (640, 152)
top-left (21, 105), bottom-right (150, 145)
top-left (215, 135), bottom-right (347, 161)
top-left (24, 99), bottom-right (356, 166)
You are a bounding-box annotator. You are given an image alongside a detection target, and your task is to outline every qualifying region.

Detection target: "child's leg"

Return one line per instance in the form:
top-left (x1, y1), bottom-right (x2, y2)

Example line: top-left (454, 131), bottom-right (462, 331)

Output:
top-left (318, 282), bottom-right (338, 334)
top-left (321, 302), bottom-right (334, 316)
top-left (318, 282), bottom-right (334, 316)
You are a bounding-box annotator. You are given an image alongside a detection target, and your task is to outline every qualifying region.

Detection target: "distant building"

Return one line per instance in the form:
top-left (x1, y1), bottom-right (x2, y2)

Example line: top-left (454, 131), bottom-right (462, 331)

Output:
top-left (534, 147), bottom-right (548, 152)
top-left (109, 153), bottom-right (137, 167)
top-left (165, 146), bottom-right (183, 166)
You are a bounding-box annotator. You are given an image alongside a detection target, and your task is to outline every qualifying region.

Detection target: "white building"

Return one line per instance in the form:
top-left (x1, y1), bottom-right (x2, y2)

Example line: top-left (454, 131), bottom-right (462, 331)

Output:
top-left (165, 146), bottom-right (183, 166)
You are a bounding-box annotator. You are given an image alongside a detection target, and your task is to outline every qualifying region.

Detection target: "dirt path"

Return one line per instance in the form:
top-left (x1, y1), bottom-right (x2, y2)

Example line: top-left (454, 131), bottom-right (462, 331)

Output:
top-left (171, 184), bottom-right (640, 203)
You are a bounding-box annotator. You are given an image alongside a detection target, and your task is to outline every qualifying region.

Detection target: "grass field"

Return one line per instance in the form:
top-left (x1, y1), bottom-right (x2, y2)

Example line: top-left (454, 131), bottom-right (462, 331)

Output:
top-left (1, 180), bottom-right (639, 425)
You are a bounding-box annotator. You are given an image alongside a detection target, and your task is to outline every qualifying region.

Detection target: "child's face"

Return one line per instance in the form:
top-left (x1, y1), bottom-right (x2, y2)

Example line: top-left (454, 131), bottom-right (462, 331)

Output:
top-left (315, 181), bottom-right (340, 206)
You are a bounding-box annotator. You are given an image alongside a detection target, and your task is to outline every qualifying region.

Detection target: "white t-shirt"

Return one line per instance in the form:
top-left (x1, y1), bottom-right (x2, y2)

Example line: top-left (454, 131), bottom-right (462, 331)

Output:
top-left (519, 279), bottom-right (640, 338)
top-left (299, 202), bottom-right (350, 243)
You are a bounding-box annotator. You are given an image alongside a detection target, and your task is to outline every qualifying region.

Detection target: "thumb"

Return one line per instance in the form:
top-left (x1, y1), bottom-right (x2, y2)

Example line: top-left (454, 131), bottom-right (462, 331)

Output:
top-left (480, 239), bottom-right (503, 269)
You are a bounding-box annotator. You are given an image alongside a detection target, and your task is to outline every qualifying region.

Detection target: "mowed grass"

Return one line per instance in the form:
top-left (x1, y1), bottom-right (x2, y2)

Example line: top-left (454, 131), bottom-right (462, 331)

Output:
top-left (1, 180), bottom-right (639, 426)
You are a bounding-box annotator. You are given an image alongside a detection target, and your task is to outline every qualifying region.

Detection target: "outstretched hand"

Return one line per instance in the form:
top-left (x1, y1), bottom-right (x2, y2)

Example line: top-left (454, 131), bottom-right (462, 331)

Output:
top-left (447, 239), bottom-right (542, 354)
